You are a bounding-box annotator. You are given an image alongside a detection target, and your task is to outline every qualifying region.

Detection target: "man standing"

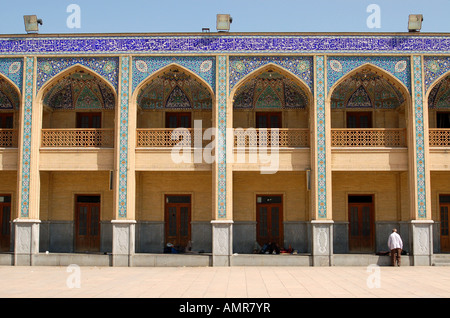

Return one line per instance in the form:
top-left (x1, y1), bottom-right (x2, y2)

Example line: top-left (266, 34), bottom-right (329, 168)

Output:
top-left (388, 228), bottom-right (403, 266)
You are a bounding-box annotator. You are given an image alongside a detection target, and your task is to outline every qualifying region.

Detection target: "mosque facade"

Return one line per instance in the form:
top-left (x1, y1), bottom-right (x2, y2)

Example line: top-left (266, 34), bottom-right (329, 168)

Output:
top-left (0, 32), bottom-right (449, 266)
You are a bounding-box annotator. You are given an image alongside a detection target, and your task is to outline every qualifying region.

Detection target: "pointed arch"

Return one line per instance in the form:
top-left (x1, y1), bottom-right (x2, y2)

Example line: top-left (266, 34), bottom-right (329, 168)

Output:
top-left (230, 62), bottom-right (313, 107)
top-left (0, 72), bottom-right (21, 110)
top-left (426, 70), bottom-right (450, 109)
top-left (131, 62), bottom-right (215, 107)
top-left (36, 63), bottom-right (118, 108)
top-left (327, 63), bottom-right (410, 107)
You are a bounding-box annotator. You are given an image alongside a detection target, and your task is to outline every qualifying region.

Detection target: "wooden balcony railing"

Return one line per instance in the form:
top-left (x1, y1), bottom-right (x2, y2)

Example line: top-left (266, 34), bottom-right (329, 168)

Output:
top-left (234, 128), bottom-right (309, 148)
top-left (41, 129), bottom-right (114, 148)
top-left (0, 129), bottom-right (18, 147)
top-left (331, 128), bottom-right (406, 147)
top-left (136, 128), bottom-right (209, 147)
top-left (429, 129), bottom-right (450, 147)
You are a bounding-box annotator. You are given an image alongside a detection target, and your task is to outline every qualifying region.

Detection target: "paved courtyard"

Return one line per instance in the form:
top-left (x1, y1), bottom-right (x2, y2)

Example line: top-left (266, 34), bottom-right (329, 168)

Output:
top-left (0, 265), bottom-right (449, 298)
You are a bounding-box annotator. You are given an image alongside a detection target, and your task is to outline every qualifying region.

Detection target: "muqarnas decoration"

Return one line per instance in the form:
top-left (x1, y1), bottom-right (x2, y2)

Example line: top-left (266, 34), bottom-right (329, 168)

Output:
top-left (331, 68), bottom-right (405, 109)
top-left (137, 68), bottom-right (212, 110)
top-left (0, 77), bottom-right (20, 109)
top-left (43, 70), bottom-right (115, 110)
top-left (233, 70), bottom-right (308, 109)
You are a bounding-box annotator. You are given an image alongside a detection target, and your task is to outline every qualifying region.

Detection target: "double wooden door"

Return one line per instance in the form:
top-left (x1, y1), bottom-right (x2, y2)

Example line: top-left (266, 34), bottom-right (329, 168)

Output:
top-left (440, 195), bottom-right (450, 252)
top-left (0, 195), bottom-right (11, 252)
top-left (347, 112), bottom-right (372, 128)
top-left (256, 195), bottom-right (283, 247)
top-left (75, 195), bottom-right (101, 252)
top-left (165, 195), bottom-right (191, 248)
top-left (348, 195), bottom-right (375, 253)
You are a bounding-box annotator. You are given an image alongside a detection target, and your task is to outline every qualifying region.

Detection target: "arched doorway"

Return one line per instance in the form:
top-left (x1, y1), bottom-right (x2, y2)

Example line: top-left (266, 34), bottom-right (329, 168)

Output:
top-left (40, 67), bottom-right (116, 148)
top-left (135, 65), bottom-right (213, 148)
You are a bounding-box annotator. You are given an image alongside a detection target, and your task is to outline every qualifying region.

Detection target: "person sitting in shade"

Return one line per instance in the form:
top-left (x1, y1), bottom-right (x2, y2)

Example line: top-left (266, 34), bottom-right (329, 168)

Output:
top-left (388, 228), bottom-right (403, 266)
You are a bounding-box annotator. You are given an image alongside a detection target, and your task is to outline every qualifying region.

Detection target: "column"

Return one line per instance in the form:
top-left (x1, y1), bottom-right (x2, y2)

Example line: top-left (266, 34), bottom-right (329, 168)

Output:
top-left (111, 55), bottom-right (136, 266)
top-left (310, 55), bottom-right (333, 266)
top-left (14, 56), bottom-right (41, 266)
top-left (211, 55), bottom-right (233, 266)
top-left (409, 55), bottom-right (433, 265)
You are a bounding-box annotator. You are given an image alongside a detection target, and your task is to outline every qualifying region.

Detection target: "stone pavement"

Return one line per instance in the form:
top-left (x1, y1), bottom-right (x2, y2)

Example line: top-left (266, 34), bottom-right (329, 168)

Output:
top-left (0, 265), bottom-right (449, 299)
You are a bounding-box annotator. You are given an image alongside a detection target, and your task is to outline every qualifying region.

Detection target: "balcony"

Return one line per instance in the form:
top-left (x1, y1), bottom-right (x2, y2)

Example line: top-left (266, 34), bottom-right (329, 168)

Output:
top-left (136, 128), bottom-right (212, 148)
top-left (429, 129), bottom-right (450, 147)
top-left (41, 129), bottom-right (114, 148)
top-left (0, 129), bottom-right (18, 148)
top-left (233, 128), bottom-right (309, 148)
top-left (331, 128), bottom-right (407, 148)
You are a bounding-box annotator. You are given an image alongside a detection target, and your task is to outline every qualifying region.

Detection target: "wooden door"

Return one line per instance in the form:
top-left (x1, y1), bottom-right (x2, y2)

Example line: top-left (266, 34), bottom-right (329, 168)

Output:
top-left (348, 195), bottom-right (374, 253)
top-left (0, 113), bottom-right (13, 129)
top-left (0, 195), bottom-right (11, 252)
top-left (166, 112), bottom-right (191, 128)
top-left (76, 112), bottom-right (102, 128)
top-left (75, 195), bottom-right (101, 252)
top-left (256, 195), bottom-right (283, 247)
top-left (347, 112), bottom-right (372, 128)
top-left (437, 112), bottom-right (450, 128)
top-left (165, 195), bottom-right (191, 248)
top-left (256, 112), bottom-right (282, 128)
top-left (440, 195), bottom-right (450, 252)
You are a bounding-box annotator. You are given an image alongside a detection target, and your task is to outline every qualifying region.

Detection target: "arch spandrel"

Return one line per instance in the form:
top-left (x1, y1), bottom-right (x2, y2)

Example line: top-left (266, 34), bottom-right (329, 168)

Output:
top-left (327, 56), bottom-right (411, 94)
top-left (36, 57), bottom-right (119, 93)
top-left (328, 63), bottom-right (411, 110)
top-left (229, 56), bottom-right (313, 93)
top-left (131, 57), bottom-right (216, 94)
top-left (0, 58), bottom-right (23, 92)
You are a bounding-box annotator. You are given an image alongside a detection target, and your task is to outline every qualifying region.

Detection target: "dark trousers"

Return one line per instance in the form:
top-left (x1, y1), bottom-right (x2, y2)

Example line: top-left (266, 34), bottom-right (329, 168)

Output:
top-left (390, 248), bottom-right (402, 266)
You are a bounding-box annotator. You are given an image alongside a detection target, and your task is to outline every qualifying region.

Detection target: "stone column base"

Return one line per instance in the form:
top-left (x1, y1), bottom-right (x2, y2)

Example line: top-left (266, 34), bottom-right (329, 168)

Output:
top-left (211, 220), bottom-right (233, 266)
top-left (410, 220), bottom-right (433, 266)
top-left (310, 220), bottom-right (334, 266)
top-left (112, 220), bottom-right (136, 267)
top-left (13, 219), bottom-right (41, 266)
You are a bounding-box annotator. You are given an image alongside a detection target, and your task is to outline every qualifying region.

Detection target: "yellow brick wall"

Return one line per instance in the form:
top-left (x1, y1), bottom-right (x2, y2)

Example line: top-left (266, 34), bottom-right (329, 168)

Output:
top-left (40, 171), bottom-right (113, 221)
top-left (430, 171), bottom-right (450, 221)
top-left (331, 109), bottom-right (405, 128)
top-left (137, 171), bottom-right (212, 221)
top-left (137, 110), bottom-right (212, 128)
top-left (233, 110), bottom-right (308, 128)
top-left (332, 171), bottom-right (409, 221)
top-left (233, 171), bottom-right (308, 221)
top-left (42, 110), bottom-right (115, 128)
top-left (0, 171), bottom-right (17, 218)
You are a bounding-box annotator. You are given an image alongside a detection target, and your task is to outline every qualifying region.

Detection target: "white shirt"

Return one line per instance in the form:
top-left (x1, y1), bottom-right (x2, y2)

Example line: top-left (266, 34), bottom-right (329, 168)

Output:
top-left (388, 232), bottom-right (403, 250)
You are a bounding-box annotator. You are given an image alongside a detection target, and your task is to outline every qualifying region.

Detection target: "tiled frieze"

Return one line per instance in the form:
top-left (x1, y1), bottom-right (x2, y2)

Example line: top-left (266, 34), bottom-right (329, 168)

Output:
top-left (0, 58), bottom-right (23, 90)
top-left (412, 55), bottom-right (427, 219)
top-left (229, 56), bottom-right (313, 92)
top-left (36, 57), bottom-right (119, 92)
top-left (327, 56), bottom-right (411, 92)
top-left (131, 56), bottom-right (216, 92)
top-left (2, 35), bottom-right (450, 55)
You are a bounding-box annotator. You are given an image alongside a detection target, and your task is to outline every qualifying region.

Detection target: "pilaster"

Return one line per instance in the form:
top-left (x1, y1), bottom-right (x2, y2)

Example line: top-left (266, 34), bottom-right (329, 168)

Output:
top-left (111, 55), bottom-right (135, 265)
top-left (310, 56), bottom-right (333, 265)
top-left (409, 55), bottom-right (433, 265)
top-left (211, 55), bottom-right (233, 266)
